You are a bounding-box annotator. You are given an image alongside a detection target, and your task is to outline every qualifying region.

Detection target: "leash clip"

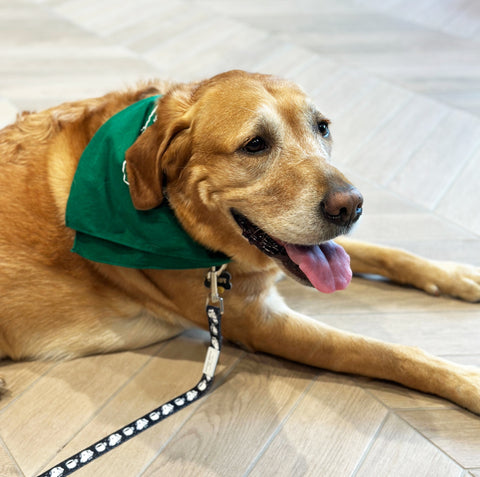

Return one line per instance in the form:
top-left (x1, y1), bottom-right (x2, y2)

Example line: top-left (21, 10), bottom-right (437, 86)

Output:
top-left (205, 265), bottom-right (230, 313)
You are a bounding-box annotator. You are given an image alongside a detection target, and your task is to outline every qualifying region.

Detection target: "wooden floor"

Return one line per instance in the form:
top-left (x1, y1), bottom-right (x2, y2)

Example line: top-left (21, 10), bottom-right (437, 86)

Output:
top-left (1, 0), bottom-right (480, 475)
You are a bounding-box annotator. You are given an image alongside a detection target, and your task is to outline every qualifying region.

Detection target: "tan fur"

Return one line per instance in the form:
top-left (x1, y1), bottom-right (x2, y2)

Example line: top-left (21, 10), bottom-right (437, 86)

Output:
top-left (1, 70), bottom-right (479, 413)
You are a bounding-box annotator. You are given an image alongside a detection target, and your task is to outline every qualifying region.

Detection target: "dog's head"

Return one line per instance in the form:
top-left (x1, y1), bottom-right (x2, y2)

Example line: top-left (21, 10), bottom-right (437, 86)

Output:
top-left (126, 70), bottom-right (363, 293)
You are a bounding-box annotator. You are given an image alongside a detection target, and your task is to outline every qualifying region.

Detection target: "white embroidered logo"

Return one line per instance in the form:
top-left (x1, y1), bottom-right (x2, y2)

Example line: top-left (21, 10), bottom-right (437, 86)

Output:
top-left (122, 105), bottom-right (158, 186)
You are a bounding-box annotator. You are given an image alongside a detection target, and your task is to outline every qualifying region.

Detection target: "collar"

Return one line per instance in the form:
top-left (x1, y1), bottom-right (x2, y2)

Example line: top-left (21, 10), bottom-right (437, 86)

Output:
top-left (65, 95), bottom-right (230, 270)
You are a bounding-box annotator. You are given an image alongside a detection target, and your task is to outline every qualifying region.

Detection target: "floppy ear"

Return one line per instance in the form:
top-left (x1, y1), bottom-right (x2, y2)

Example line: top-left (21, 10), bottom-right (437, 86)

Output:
top-left (125, 87), bottom-right (195, 210)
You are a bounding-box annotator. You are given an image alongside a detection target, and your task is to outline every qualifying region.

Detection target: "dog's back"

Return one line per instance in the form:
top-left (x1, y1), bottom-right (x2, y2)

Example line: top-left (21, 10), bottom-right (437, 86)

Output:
top-left (0, 85), bottom-right (166, 360)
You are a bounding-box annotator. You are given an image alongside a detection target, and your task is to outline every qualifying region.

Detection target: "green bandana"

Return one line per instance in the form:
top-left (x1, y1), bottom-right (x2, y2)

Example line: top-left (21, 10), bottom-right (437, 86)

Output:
top-left (65, 95), bottom-right (230, 270)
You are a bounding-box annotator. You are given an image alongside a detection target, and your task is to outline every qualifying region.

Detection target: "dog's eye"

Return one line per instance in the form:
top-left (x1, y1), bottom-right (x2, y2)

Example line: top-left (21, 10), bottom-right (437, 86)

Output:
top-left (242, 136), bottom-right (268, 154)
top-left (317, 121), bottom-right (330, 138)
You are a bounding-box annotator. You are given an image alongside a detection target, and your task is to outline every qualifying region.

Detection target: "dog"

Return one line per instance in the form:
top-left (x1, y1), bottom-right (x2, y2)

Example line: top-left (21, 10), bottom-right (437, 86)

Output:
top-left (0, 70), bottom-right (479, 414)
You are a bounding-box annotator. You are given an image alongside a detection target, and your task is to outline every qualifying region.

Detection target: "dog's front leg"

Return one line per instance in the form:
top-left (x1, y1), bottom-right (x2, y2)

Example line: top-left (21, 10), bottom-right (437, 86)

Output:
top-left (336, 237), bottom-right (480, 302)
top-left (223, 287), bottom-right (480, 415)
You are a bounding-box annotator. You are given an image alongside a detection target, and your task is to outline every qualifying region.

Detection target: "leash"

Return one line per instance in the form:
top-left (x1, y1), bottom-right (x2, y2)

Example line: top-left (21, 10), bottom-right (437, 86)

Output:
top-left (38, 265), bottom-right (231, 477)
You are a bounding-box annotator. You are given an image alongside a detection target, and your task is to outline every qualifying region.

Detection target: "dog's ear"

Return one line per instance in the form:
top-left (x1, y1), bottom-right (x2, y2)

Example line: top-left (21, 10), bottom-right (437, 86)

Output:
top-left (125, 85), bottom-right (195, 210)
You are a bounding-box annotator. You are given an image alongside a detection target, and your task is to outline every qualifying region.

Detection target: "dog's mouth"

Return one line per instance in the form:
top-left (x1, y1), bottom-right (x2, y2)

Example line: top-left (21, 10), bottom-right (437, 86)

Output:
top-left (232, 211), bottom-right (352, 293)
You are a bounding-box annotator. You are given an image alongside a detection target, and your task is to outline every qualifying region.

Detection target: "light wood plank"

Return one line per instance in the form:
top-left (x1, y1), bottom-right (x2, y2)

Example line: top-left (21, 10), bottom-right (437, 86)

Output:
top-left (236, 1), bottom-right (480, 116)
top-left (311, 67), bottom-right (380, 119)
top-left (278, 275), bottom-right (480, 317)
top-left (164, 27), bottom-right (275, 81)
top-left (388, 110), bottom-right (480, 210)
top-left (145, 18), bottom-right (246, 68)
top-left (126, 6), bottom-right (212, 54)
top-left (361, 378), bottom-right (453, 411)
top-left (0, 98), bottom-right (18, 129)
top-left (141, 354), bottom-right (316, 476)
top-left (252, 44), bottom-right (318, 78)
top-left (1, 345), bottom-right (163, 476)
top-left (0, 438), bottom-right (22, 477)
top-left (40, 334), bottom-right (243, 476)
top-left (0, 359), bottom-right (58, 411)
top-left (290, 56), bottom-right (342, 94)
top-left (399, 409), bottom-right (480, 468)
top-left (1, 1), bottom-right (480, 476)
top-left (354, 413), bottom-right (463, 476)
top-left (436, 147), bottom-right (480, 236)
top-left (248, 374), bottom-right (388, 476)
top-left (360, 239), bottom-right (480, 266)
top-left (345, 95), bottom-right (449, 185)
top-left (353, 212), bottom-right (475, 243)
top-left (106, 3), bottom-right (186, 46)
top-left (315, 310), bottom-right (480, 357)
top-left (328, 79), bottom-right (413, 164)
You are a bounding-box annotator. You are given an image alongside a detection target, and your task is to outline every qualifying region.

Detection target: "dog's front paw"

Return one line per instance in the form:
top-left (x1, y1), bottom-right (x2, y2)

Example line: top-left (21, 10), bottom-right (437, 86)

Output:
top-left (0, 376), bottom-right (6, 396)
top-left (420, 261), bottom-right (480, 302)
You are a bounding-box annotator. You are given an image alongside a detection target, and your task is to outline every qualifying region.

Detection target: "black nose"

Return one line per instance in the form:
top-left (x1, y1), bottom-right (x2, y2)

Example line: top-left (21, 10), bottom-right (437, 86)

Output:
top-left (321, 187), bottom-right (363, 227)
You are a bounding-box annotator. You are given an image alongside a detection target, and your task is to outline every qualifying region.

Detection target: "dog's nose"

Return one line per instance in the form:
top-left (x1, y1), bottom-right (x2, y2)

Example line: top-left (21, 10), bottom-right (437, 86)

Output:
top-left (321, 187), bottom-right (363, 227)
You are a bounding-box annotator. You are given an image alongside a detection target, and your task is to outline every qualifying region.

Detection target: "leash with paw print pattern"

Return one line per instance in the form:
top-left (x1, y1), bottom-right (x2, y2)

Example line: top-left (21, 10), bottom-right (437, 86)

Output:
top-left (38, 266), bottom-right (230, 477)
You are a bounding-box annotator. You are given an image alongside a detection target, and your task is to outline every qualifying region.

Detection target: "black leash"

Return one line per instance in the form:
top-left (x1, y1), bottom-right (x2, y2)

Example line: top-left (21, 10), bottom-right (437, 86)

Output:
top-left (38, 266), bottom-right (231, 477)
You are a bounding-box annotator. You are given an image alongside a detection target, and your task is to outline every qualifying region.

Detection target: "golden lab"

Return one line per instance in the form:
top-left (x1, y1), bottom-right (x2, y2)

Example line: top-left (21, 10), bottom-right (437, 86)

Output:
top-left (0, 70), bottom-right (479, 414)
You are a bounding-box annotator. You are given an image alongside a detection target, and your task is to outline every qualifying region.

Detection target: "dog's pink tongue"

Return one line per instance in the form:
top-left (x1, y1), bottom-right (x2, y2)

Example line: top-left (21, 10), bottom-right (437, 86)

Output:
top-left (283, 241), bottom-right (352, 293)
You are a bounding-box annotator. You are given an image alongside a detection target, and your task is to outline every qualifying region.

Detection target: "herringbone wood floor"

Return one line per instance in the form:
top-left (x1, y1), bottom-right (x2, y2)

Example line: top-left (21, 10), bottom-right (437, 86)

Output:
top-left (1, 1), bottom-right (480, 476)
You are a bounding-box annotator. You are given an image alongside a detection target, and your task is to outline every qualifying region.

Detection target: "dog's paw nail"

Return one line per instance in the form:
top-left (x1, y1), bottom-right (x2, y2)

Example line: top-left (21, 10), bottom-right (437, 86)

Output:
top-left (426, 284), bottom-right (440, 296)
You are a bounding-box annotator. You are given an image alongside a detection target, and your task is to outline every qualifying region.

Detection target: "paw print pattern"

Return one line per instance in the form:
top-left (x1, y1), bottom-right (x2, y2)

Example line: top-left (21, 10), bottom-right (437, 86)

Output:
top-left (162, 403), bottom-right (175, 416)
top-left (79, 450), bottom-right (93, 464)
top-left (49, 467), bottom-right (64, 477)
top-left (186, 390), bottom-right (198, 402)
top-left (136, 418), bottom-right (149, 431)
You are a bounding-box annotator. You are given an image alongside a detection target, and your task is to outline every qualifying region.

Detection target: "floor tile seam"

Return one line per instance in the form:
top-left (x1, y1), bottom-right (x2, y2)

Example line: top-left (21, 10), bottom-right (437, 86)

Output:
top-left (348, 410), bottom-right (391, 477)
top-left (439, 353), bottom-right (480, 358)
top-left (30, 0), bottom-right (156, 64)
top-left (0, 432), bottom-right (25, 477)
top-left (259, 17), bottom-right (480, 121)
top-left (381, 104), bottom-right (480, 192)
top-left (251, 41), bottom-right (318, 76)
top-left (0, 360), bottom-right (62, 417)
top-left (356, 0), bottom-right (480, 46)
top-left (358, 377), bottom-right (457, 413)
top-left (142, 18), bottom-right (229, 55)
top-left (139, 21), bottom-right (258, 71)
top-left (350, 398), bottom-right (469, 473)
top-left (114, 6), bottom-right (209, 50)
top-left (45, 0), bottom-right (460, 127)
top-left (346, 160), bottom-right (480, 238)
top-left (33, 341), bottom-right (170, 476)
top-left (317, 49), bottom-right (480, 121)
top-left (431, 140), bottom-right (480, 211)
top-left (137, 349), bottom-right (247, 476)
top-left (241, 373), bottom-right (319, 477)
top-left (26, 0), bottom-right (480, 129)
top-left (379, 103), bottom-right (450, 185)
top-left (64, 0), bottom-right (165, 35)
top-left (17, 0), bottom-right (480, 133)
top-left (394, 407), bottom-right (471, 469)
top-left (312, 309), bottom-right (480, 317)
